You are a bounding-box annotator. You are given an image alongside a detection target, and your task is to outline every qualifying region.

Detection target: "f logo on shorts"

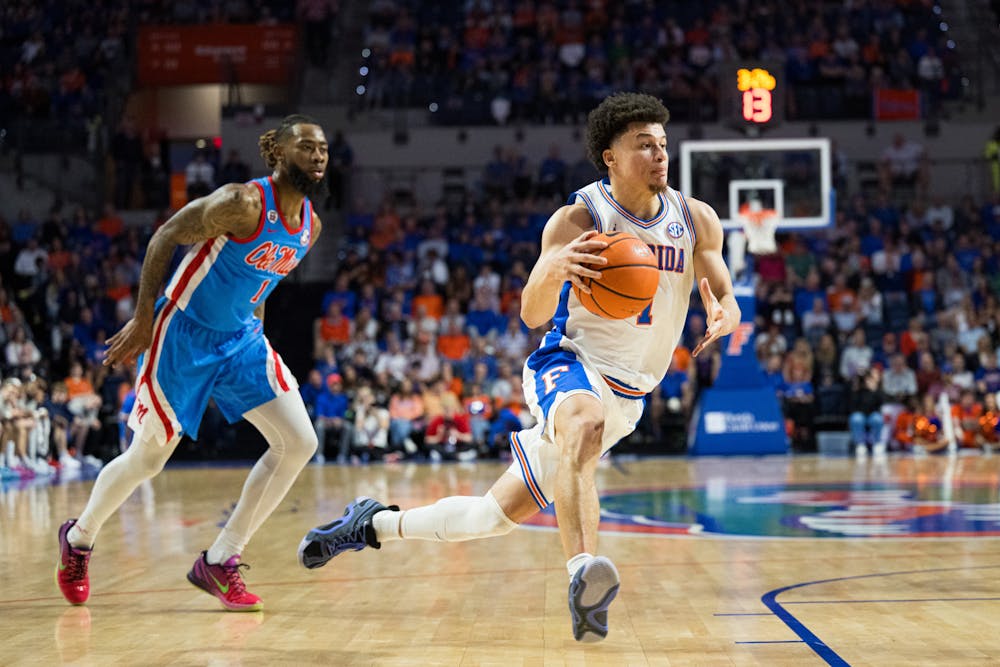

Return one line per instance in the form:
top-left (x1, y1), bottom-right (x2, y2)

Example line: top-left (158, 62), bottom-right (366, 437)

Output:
top-left (541, 365), bottom-right (570, 394)
top-left (135, 401), bottom-right (149, 424)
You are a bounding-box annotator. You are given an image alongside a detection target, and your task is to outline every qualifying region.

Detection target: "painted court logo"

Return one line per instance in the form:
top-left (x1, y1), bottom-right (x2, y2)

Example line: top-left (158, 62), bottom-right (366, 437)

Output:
top-left (523, 482), bottom-right (1000, 538)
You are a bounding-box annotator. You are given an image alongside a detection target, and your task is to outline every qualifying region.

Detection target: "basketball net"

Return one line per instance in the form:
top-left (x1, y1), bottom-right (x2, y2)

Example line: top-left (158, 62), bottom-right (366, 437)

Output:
top-left (738, 200), bottom-right (779, 255)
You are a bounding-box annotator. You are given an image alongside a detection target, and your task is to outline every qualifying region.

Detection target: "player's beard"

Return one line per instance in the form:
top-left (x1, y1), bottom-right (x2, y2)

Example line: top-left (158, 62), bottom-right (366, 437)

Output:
top-left (648, 182), bottom-right (669, 194)
top-left (288, 163), bottom-right (330, 199)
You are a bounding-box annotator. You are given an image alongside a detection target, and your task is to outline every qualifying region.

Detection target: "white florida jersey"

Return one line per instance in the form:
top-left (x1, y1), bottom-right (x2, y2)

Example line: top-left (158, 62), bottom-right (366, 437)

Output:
top-left (553, 177), bottom-right (697, 394)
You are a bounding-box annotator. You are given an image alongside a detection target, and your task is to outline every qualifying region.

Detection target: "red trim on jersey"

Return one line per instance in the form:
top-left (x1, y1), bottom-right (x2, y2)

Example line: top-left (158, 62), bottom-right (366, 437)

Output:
top-left (141, 301), bottom-right (176, 441)
top-left (168, 239), bottom-right (215, 303)
top-left (269, 176), bottom-right (307, 234)
top-left (271, 348), bottom-right (290, 391)
top-left (228, 181), bottom-right (267, 244)
top-left (602, 375), bottom-right (647, 397)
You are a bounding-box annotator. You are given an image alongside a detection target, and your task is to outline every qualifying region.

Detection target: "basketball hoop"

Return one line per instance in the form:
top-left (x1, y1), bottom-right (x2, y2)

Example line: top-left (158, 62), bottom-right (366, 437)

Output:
top-left (738, 201), bottom-right (779, 255)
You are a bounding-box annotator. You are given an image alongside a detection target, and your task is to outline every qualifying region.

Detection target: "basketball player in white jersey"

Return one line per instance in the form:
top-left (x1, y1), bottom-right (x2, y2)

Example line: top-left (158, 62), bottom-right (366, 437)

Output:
top-left (298, 93), bottom-right (740, 642)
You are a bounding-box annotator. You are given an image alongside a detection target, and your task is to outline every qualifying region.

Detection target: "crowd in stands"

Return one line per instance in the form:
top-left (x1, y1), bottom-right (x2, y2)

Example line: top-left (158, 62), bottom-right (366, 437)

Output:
top-left (295, 129), bottom-right (1000, 464)
top-left (0, 138), bottom-right (997, 479)
top-left (0, 201), bottom-right (142, 481)
top-left (0, 0), bottom-right (129, 150)
top-left (752, 180), bottom-right (1000, 457)
top-left (355, 0), bottom-right (961, 124)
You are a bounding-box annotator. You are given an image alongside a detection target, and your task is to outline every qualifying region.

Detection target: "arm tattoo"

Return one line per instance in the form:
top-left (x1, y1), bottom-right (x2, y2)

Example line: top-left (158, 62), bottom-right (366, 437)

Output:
top-left (133, 225), bottom-right (183, 318)
top-left (134, 185), bottom-right (259, 317)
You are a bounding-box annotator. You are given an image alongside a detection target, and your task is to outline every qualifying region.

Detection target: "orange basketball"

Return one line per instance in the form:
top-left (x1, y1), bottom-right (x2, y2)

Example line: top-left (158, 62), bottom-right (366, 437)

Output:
top-left (573, 231), bottom-right (659, 320)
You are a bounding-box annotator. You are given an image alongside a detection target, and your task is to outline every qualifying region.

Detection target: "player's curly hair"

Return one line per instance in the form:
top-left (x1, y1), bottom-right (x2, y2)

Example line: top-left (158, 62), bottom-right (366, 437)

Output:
top-left (585, 93), bottom-right (670, 172)
top-left (258, 114), bottom-right (320, 169)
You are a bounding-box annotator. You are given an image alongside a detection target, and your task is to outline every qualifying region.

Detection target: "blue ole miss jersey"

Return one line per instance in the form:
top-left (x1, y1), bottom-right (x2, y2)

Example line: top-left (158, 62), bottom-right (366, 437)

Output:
top-left (164, 176), bottom-right (313, 332)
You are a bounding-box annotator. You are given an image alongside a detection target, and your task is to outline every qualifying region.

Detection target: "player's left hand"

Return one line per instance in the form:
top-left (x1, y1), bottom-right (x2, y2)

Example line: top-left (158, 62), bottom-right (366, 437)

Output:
top-left (692, 278), bottom-right (738, 357)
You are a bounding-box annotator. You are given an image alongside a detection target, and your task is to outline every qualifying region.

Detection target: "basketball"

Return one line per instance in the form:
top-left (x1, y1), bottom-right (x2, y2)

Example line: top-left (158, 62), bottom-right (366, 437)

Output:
top-left (573, 231), bottom-right (658, 320)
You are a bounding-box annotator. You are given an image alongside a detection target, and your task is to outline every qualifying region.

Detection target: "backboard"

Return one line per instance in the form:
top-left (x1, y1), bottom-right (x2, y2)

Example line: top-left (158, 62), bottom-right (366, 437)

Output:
top-left (678, 137), bottom-right (834, 232)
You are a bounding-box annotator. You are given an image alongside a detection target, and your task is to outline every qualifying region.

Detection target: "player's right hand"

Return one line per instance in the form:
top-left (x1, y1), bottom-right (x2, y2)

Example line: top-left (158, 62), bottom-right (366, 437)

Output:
top-left (104, 315), bottom-right (154, 367)
top-left (551, 230), bottom-right (608, 294)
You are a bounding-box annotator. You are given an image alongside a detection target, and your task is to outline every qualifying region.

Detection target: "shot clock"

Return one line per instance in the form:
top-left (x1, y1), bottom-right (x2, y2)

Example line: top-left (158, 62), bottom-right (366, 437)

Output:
top-left (726, 63), bottom-right (783, 132)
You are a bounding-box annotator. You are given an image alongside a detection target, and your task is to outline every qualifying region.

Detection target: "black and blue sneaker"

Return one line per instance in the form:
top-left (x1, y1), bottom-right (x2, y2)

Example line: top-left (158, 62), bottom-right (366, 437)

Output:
top-left (297, 496), bottom-right (398, 569)
top-left (568, 556), bottom-right (620, 642)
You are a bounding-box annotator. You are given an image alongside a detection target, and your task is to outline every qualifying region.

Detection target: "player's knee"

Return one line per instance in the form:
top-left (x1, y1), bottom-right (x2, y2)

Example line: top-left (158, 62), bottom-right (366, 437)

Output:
top-left (441, 495), bottom-right (517, 541)
top-left (132, 440), bottom-right (172, 477)
top-left (558, 414), bottom-right (604, 467)
top-left (291, 424), bottom-right (318, 459)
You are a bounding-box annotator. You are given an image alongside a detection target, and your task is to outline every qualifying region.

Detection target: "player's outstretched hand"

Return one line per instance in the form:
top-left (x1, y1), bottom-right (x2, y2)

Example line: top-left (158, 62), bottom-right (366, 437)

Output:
top-left (552, 230), bottom-right (608, 295)
top-left (105, 315), bottom-right (154, 367)
top-left (693, 277), bottom-right (736, 357)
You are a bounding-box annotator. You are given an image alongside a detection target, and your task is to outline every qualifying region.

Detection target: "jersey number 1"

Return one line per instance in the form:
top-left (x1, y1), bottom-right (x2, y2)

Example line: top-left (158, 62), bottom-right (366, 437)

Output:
top-left (250, 279), bottom-right (271, 304)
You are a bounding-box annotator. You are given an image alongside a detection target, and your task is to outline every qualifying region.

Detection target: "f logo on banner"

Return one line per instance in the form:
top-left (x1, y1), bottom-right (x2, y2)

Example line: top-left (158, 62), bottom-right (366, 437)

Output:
top-left (726, 323), bottom-right (754, 356)
top-left (135, 401), bottom-right (149, 424)
top-left (541, 365), bottom-right (570, 394)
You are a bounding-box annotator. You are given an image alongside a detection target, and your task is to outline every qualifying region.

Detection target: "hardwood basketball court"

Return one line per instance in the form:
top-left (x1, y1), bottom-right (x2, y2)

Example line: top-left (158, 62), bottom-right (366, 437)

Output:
top-left (3, 453), bottom-right (1000, 665)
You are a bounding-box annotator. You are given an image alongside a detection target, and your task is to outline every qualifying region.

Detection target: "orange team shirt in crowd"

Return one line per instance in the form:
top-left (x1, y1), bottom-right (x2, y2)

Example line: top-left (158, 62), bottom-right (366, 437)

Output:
top-left (447, 375), bottom-right (464, 400)
top-left (0, 302), bottom-right (16, 324)
top-left (893, 410), bottom-right (916, 448)
top-left (952, 404), bottom-right (985, 447)
top-left (908, 269), bottom-right (934, 293)
top-left (981, 411), bottom-right (999, 444)
top-left (672, 346), bottom-right (692, 374)
top-left (318, 316), bottom-right (351, 346)
top-left (437, 332), bottom-right (471, 361)
top-left (117, 381), bottom-right (133, 409)
top-left (411, 293), bottom-right (444, 320)
top-left (389, 394), bottom-right (424, 421)
top-left (107, 284), bottom-right (131, 302)
top-left (48, 249), bottom-right (72, 272)
top-left (369, 211), bottom-right (401, 251)
top-left (97, 213), bottom-right (124, 239)
top-left (826, 286), bottom-right (856, 313)
top-left (65, 376), bottom-right (95, 399)
top-left (899, 330), bottom-right (921, 357)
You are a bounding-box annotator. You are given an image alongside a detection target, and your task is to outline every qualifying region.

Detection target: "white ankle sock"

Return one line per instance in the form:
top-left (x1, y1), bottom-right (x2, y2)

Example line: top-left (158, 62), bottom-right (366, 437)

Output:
top-left (207, 528), bottom-right (244, 564)
top-left (67, 523), bottom-right (95, 550)
top-left (567, 552), bottom-right (594, 580)
top-left (372, 509), bottom-right (403, 542)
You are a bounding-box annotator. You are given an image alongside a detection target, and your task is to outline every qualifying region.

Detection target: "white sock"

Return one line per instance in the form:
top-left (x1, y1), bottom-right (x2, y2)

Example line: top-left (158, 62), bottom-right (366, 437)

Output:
top-left (67, 523), bottom-right (95, 550)
top-left (207, 529), bottom-right (244, 564)
top-left (374, 495), bottom-right (517, 543)
top-left (567, 552), bottom-right (594, 580)
top-left (208, 392), bottom-right (316, 564)
top-left (372, 509), bottom-right (403, 542)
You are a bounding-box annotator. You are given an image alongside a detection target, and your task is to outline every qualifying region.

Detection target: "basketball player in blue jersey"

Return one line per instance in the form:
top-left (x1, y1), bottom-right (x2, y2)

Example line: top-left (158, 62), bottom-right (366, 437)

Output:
top-left (299, 94), bottom-right (741, 641)
top-left (56, 115), bottom-right (328, 612)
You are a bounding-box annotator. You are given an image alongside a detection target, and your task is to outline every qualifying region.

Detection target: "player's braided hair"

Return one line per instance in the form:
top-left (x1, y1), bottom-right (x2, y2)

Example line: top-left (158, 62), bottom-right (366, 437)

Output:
top-left (585, 93), bottom-right (670, 172)
top-left (258, 114), bottom-right (320, 169)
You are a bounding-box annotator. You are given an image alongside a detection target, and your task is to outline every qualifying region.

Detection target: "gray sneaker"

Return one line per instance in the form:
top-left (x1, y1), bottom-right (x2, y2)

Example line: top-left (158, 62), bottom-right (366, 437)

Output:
top-left (297, 496), bottom-right (398, 569)
top-left (568, 556), bottom-right (620, 642)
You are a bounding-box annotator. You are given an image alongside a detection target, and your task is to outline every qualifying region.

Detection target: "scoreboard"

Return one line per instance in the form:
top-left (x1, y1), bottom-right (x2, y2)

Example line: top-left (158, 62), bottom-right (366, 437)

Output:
top-left (725, 63), bottom-right (783, 132)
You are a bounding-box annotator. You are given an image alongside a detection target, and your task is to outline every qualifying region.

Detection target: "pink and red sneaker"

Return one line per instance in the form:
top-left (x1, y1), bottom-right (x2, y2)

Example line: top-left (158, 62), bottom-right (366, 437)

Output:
top-left (56, 520), bottom-right (92, 605)
top-left (187, 551), bottom-right (263, 612)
